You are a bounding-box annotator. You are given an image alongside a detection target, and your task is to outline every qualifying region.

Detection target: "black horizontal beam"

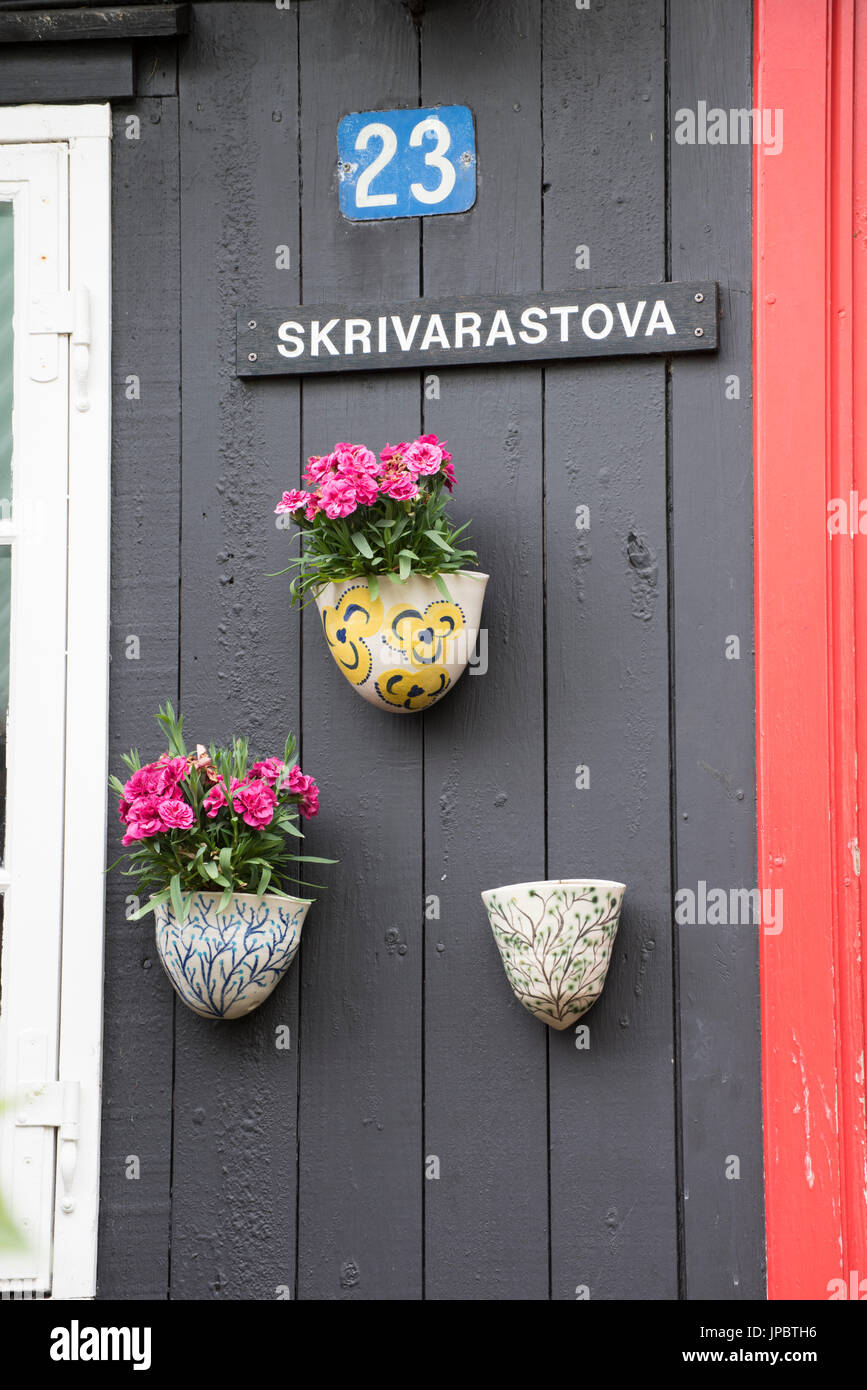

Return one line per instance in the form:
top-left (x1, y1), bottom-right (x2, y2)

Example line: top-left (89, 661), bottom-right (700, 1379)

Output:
top-left (0, 38), bottom-right (133, 98)
top-left (0, 1), bottom-right (171, 7)
top-left (0, 4), bottom-right (190, 42)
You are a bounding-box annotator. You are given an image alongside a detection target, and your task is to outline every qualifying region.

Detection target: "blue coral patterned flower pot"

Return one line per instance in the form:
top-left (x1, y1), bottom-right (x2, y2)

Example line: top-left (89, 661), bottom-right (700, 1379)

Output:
top-left (314, 570), bottom-right (488, 713)
top-left (482, 879), bottom-right (625, 1030)
top-left (154, 891), bottom-right (312, 1020)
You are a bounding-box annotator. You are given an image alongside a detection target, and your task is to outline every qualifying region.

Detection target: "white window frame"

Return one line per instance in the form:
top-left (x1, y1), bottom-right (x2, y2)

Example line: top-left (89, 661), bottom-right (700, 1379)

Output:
top-left (0, 105), bottom-right (111, 1300)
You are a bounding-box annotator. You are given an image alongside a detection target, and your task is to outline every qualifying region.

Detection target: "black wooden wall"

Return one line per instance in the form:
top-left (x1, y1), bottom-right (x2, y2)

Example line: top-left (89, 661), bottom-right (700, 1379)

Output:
top-left (91, 0), bottom-right (762, 1299)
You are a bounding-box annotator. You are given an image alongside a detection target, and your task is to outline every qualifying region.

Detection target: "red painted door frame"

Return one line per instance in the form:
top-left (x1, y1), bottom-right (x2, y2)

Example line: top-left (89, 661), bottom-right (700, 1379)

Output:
top-left (755, 0), bottom-right (867, 1299)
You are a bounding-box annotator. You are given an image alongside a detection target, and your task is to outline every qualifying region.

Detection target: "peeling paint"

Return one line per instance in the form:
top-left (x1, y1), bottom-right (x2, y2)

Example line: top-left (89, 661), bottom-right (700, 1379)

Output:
top-left (793, 1031), bottom-right (815, 1188)
top-left (849, 838), bottom-right (861, 876)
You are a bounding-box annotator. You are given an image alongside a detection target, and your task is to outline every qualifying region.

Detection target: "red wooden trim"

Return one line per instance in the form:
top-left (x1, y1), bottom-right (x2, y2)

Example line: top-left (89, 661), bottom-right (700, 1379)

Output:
top-left (848, 0), bottom-right (867, 1275)
top-left (755, 0), bottom-right (867, 1299)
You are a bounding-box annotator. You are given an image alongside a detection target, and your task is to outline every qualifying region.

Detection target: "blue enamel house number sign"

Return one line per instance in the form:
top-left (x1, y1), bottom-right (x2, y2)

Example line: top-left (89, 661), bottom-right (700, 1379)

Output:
top-left (337, 105), bottom-right (477, 221)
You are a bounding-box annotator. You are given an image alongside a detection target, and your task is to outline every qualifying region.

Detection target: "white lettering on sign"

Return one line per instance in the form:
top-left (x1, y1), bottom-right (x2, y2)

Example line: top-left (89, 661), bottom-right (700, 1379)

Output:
top-left (486, 309), bottom-right (516, 347)
top-left (354, 123), bottom-right (399, 208)
top-left (519, 307), bottom-right (547, 343)
top-left (617, 301), bottom-right (647, 336)
top-left (391, 313), bottom-right (421, 350)
top-left (276, 298), bottom-right (684, 359)
top-left (581, 303), bottom-right (614, 338)
top-left (454, 311), bottom-right (482, 347)
top-left (421, 313), bottom-right (450, 350)
top-left (277, 321), bottom-right (305, 357)
top-left (408, 117), bottom-right (457, 205)
top-left (345, 318), bottom-right (372, 354)
top-left (645, 300), bottom-right (676, 335)
top-left (549, 305), bottom-right (579, 341)
top-left (311, 318), bottom-right (340, 356)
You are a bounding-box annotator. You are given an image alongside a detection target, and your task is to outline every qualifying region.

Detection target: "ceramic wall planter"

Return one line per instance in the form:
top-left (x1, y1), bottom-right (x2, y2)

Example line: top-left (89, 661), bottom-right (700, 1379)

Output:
top-left (154, 890), bottom-right (312, 1020)
top-left (482, 879), bottom-right (625, 1030)
top-left (314, 570), bottom-right (488, 713)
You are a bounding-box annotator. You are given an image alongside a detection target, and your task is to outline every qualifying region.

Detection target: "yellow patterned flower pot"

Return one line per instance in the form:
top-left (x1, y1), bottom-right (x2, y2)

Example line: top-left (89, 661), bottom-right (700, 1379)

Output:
top-left (314, 570), bottom-right (488, 713)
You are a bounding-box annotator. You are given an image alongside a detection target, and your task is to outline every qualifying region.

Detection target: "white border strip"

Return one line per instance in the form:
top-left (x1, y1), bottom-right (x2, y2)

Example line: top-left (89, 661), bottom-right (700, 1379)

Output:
top-left (0, 106), bottom-right (111, 144)
top-left (0, 104), bottom-right (113, 1300)
top-left (54, 108), bottom-right (112, 1302)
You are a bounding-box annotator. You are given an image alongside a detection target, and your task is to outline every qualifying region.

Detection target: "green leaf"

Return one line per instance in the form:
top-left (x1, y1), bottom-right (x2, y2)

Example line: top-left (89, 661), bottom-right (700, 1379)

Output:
top-left (368, 574), bottom-right (379, 601)
top-left (254, 833), bottom-right (284, 852)
top-left (274, 815), bottom-right (304, 838)
top-left (201, 860), bottom-right (229, 887)
top-left (257, 865), bottom-right (272, 897)
top-left (169, 873), bottom-right (184, 923)
top-left (217, 885), bottom-right (234, 913)
top-left (434, 573), bottom-right (455, 602)
top-left (130, 888), bottom-right (171, 920)
top-left (351, 530), bottom-right (374, 560)
top-left (398, 551), bottom-right (411, 582)
top-left (424, 529), bottom-right (453, 553)
top-left (219, 846), bottom-right (233, 878)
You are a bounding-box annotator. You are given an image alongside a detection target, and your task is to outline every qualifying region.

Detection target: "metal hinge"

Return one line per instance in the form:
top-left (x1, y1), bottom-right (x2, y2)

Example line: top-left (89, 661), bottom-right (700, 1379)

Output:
top-left (29, 286), bottom-right (92, 411)
top-left (15, 1080), bottom-right (81, 1214)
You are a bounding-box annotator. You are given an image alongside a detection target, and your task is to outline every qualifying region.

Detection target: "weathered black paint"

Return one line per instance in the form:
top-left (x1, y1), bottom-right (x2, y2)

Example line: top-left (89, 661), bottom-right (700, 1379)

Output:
top-left (0, 39), bottom-right (134, 100)
top-left (419, 0), bottom-right (549, 1299)
top-left (83, 0), bottom-right (762, 1299)
top-left (669, 0), bottom-right (763, 1299)
top-left (295, 0), bottom-right (424, 1300)
top-left (100, 93), bottom-right (179, 1300)
top-left (0, 4), bottom-right (190, 42)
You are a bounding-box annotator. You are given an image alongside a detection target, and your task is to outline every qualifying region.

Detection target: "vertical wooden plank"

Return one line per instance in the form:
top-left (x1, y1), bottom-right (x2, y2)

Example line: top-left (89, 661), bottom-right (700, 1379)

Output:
top-left (420, 0), bottom-right (549, 1301)
top-left (543, 0), bottom-right (678, 1299)
top-left (669, 0), bottom-right (765, 1299)
top-left (98, 97), bottom-right (179, 1300)
top-left (172, 1), bottom-right (303, 1299)
top-left (295, 0), bottom-right (424, 1302)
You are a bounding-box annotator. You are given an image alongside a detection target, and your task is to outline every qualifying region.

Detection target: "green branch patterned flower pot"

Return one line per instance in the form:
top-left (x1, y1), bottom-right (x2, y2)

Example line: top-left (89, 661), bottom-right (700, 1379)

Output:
top-left (314, 570), bottom-right (488, 713)
top-left (481, 879), bottom-right (625, 1030)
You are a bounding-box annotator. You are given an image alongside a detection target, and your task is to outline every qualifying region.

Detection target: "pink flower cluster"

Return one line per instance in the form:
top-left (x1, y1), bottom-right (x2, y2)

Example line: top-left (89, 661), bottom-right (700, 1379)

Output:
top-left (118, 753), bottom-right (319, 844)
top-left (275, 434), bottom-right (455, 523)
top-left (118, 754), bottom-right (193, 845)
top-left (203, 758), bottom-right (319, 826)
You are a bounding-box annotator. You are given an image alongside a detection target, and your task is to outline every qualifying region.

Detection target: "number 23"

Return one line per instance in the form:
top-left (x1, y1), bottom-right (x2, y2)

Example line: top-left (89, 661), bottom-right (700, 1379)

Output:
top-left (354, 116), bottom-right (458, 209)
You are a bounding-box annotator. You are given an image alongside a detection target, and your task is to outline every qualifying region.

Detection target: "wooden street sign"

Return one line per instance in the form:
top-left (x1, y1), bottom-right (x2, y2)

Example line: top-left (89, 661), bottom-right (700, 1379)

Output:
top-left (236, 282), bottom-right (718, 377)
